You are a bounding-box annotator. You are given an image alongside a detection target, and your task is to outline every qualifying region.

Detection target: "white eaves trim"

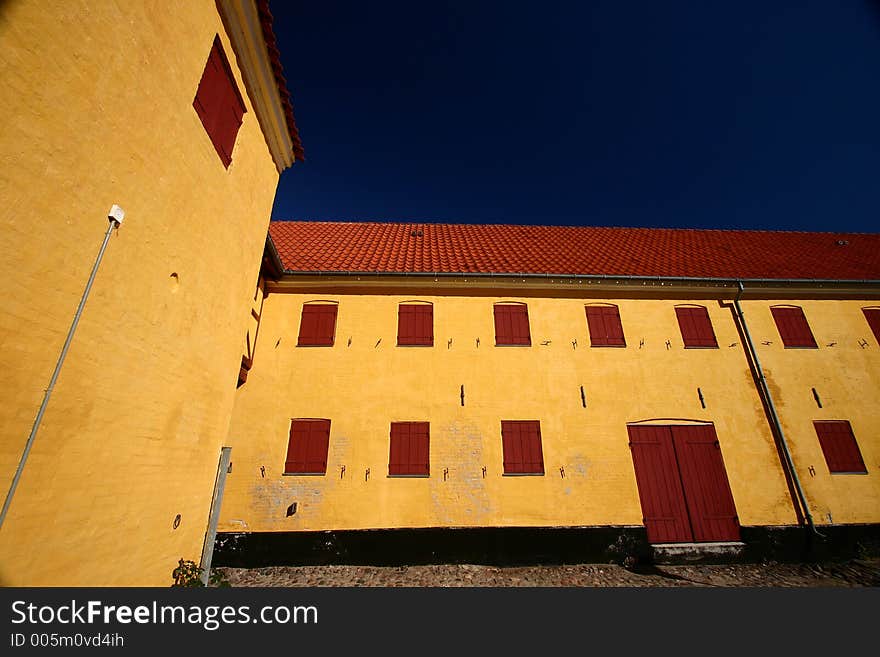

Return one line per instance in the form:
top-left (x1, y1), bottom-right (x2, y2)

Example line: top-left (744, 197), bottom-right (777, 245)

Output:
top-left (217, 0), bottom-right (296, 172)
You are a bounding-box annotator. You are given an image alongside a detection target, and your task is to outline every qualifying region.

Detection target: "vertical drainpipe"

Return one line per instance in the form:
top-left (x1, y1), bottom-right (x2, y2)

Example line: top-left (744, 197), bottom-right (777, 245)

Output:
top-left (733, 281), bottom-right (820, 536)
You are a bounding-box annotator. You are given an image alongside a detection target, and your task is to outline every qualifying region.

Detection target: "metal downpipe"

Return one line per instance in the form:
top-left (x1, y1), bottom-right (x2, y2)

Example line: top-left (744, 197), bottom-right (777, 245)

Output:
top-left (733, 281), bottom-right (821, 537)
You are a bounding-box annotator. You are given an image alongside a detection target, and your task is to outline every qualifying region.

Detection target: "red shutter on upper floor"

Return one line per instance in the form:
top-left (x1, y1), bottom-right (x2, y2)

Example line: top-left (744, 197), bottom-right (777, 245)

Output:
top-left (389, 422), bottom-right (430, 476)
top-left (813, 421), bottom-right (867, 474)
top-left (771, 306), bottom-right (817, 348)
top-left (501, 420), bottom-right (544, 474)
top-left (284, 419), bottom-right (331, 474)
top-left (863, 308), bottom-right (880, 346)
top-left (297, 305), bottom-right (338, 346)
top-left (192, 36), bottom-right (246, 168)
top-left (215, 101), bottom-right (244, 166)
top-left (193, 46), bottom-right (226, 131)
top-left (585, 305), bottom-right (626, 347)
top-left (494, 304), bottom-right (531, 345)
top-left (675, 307), bottom-right (718, 348)
top-left (398, 304), bottom-right (433, 345)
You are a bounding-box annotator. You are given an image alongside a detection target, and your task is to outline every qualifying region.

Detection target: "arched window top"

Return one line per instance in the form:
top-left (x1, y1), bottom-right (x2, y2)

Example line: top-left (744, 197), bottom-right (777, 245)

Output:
top-left (627, 418), bottom-right (712, 426)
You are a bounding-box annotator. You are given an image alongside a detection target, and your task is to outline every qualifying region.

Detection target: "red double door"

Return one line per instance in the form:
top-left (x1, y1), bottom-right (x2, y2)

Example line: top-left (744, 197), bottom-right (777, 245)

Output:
top-left (627, 424), bottom-right (740, 544)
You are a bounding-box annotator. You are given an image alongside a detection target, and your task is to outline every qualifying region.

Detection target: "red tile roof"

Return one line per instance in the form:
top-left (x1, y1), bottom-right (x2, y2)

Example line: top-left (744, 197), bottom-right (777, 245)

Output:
top-left (269, 221), bottom-right (880, 281)
top-left (257, 0), bottom-right (305, 162)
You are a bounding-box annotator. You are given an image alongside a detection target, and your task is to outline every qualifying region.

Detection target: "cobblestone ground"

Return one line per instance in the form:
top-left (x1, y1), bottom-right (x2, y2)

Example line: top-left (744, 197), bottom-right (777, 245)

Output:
top-left (215, 559), bottom-right (880, 587)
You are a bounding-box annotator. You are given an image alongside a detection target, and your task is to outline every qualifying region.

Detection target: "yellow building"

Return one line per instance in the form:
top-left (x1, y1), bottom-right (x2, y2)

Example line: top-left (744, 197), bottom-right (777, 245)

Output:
top-left (216, 222), bottom-right (880, 565)
top-left (2, 3), bottom-right (878, 584)
top-left (0, 0), bottom-right (302, 585)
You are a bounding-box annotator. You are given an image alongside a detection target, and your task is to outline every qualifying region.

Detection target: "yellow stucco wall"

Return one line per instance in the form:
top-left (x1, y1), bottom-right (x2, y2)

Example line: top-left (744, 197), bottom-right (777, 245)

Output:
top-left (743, 300), bottom-right (880, 525)
top-left (0, 1), bottom-right (279, 585)
top-left (217, 290), bottom-right (880, 535)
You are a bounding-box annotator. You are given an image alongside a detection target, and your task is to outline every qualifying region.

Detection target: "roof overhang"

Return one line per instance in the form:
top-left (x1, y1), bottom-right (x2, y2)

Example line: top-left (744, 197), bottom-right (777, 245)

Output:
top-left (266, 271), bottom-right (880, 300)
top-left (217, 0), bottom-right (298, 172)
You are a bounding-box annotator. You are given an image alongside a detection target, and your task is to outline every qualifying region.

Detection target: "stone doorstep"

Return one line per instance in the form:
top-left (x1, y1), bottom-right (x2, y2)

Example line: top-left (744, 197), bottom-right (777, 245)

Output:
top-left (651, 541), bottom-right (746, 565)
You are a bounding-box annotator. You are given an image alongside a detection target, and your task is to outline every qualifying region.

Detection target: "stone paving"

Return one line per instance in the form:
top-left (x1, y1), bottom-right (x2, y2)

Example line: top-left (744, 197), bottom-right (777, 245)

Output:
top-left (215, 559), bottom-right (880, 587)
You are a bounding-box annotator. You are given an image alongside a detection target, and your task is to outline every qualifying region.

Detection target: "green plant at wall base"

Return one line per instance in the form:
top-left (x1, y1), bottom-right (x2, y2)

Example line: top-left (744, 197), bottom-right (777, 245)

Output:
top-left (170, 559), bottom-right (231, 587)
top-left (171, 559), bottom-right (204, 587)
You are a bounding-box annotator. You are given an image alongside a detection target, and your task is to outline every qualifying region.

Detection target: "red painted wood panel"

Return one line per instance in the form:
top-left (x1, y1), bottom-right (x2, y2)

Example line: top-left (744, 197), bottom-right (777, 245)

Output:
top-left (502, 420), bottom-right (543, 474)
top-left (389, 422), bottom-right (408, 475)
top-left (494, 305), bottom-right (530, 345)
top-left (398, 304), bottom-right (433, 345)
top-left (813, 421), bottom-right (867, 474)
top-left (389, 422), bottom-right (431, 475)
top-left (285, 419), bottom-right (331, 474)
top-left (627, 425), bottom-right (693, 543)
top-left (675, 307), bottom-right (718, 348)
top-left (863, 308), bottom-right (880, 346)
top-left (501, 421), bottom-right (523, 473)
top-left (771, 306), bottom-right (817, 348)
top-left (193, 47), bottom-right (227, 134)
top-left (671, 425), bottom-right (740, 542)
top-left (586, 306), bottom-right (626, 346)
top-left (298, 304), bottom-right (337, 346)
top-left (411, 422), bottom-right (430, 475)
top-left (193, 37), bottom-right (246, 168)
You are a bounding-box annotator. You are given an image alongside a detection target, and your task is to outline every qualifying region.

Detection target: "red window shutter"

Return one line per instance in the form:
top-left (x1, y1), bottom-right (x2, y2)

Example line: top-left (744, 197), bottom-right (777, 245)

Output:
top-left (675, 307), bottom-right (718, 348)
top-left (411, 422), bottom-right (430, 475)
top-left (284, 421), bottom-right (309, 474)
top-left (814, 421), bottom-right (867, 474)
top-left (494, 305), bottom-right (530, 345)
top-left (398, 304), bottom-right (433, 346)
top-left (501, 420), bottom-right (543, 474)
top-left (192, 36), bottom-right (246, 168)
top-left (285, 419), bottom-right (331, 474)
top-left (389, 422), bottom-right (430, 475)
top-left (193, 47), bottom-right (227, 132)
top-left (389, 423), bottom-right (407, 475)
top-left (493, 305), bottom-right (512, 345)
top-left (298, 305), bottom-right (337, 346)
top-left (585, 306), bottom-right (626, 347)
top-left (771, 307), bottom-right (817, 348)
top-left (863, 308), bottom-right (880, 346)
top-left (215, 101), bottom-right (243, 166)
top-left (501, 421), bottom-right (523, 473)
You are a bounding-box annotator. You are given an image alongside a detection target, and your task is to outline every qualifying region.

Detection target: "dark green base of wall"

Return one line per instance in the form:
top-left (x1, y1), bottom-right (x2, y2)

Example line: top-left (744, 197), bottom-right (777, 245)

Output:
top-left (213, 524), bottom-right (880, 568)
top-left (214, 526), bottom-right (651, 567)
top-left (740, 524), bottom-right (880, 563)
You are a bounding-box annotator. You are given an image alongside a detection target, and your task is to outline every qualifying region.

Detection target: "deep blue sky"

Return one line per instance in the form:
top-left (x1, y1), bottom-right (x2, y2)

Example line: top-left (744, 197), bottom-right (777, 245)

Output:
top-left (269, 1), bottom-right (880, 232)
